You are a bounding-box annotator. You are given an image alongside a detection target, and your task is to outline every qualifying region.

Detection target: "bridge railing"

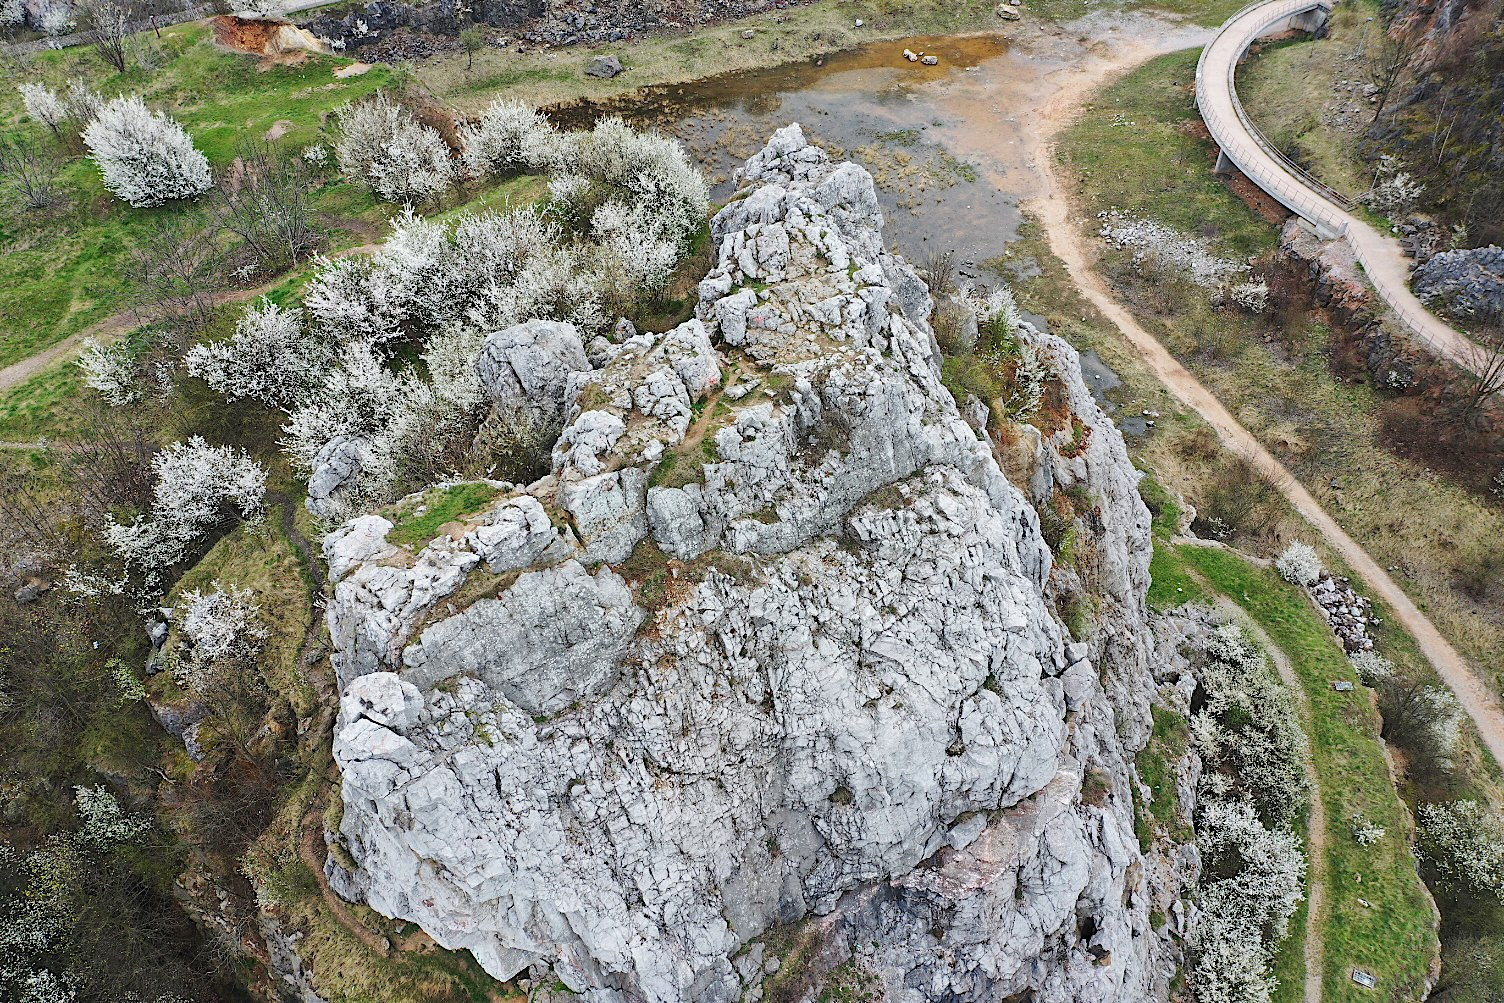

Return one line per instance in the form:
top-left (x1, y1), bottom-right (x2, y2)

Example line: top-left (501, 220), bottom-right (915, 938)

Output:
top-left (1343, 229), bottom-right (1475, 366)
top-left (1195, 0), bottom-right (1355, 229)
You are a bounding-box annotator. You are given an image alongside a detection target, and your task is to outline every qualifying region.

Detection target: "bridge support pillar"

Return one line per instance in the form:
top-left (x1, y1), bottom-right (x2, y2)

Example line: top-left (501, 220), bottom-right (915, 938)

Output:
top-left (1214, 147), bottom-right (1235, 176)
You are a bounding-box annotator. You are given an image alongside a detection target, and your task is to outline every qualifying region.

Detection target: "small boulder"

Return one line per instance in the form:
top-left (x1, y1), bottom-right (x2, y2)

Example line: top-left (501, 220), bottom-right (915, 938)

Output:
top-left (997, 4), bottom-right (1021, 18)
top-left (585, 54), bottom-right (623, 78)
top-left (902, 48), bottom-right (918, 61)
top-left (741, 28), bottom-right (755, 39)
top-left (921, 54), bottom-right (939, 66)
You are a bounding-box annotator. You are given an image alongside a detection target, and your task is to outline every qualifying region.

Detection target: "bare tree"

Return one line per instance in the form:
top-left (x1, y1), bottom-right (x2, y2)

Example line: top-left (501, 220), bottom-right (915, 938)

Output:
top-left (1365, 20), bottom-right (1422, 124)
top-left (1450, 314), bottom-right (1504, 428)
top-left (126, 210), bottom-right (226, 331)
top-left (0, 136), bottom-right (64, 210)
top-left (75, 0), bottom-right (134, 74)
top-left (218, 139), bottom-right (322, 274)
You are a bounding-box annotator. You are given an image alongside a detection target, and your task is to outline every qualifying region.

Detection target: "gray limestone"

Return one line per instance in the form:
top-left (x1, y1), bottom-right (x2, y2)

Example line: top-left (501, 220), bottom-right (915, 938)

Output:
top-left (321, 125), bottom-right (1174, 1003)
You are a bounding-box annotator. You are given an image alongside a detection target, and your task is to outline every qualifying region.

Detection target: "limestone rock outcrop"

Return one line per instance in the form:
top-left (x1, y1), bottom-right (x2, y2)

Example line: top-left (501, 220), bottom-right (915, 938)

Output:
top-left (323, 125), bottom-right (1173, 1003)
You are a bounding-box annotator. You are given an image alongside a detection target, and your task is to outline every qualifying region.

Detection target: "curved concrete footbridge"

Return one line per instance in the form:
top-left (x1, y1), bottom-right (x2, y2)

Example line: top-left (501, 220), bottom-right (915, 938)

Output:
top-left (1196, 0), bottom-right (1489, 375)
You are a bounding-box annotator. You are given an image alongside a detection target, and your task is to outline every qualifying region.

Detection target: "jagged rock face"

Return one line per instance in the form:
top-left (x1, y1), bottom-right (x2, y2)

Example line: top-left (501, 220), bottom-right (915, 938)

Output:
top-left (1413, 244), bottom-right (1504, 319)
top-left (326, 126), bottom-right (1165, 1003)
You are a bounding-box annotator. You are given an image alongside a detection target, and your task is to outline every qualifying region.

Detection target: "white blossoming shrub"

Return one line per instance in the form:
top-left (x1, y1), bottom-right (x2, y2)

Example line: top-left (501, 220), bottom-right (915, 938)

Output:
top-left (175, 582), bottom-right (268, 693)
top-left (1419, 800), bottom-right (1504, 904)
top-left (72, 785), bottom-right (149, 850)
top-left (281, 341), bottom-right (406, 478)
top-left (333, 92), bottom-right (456, 203)
top-left (1349, 650), bottom-right (1393, 685)
top-left (1195, 623), bottom-right (1311, 827)
top-left (1275, 541), bottom-right (1322, 586)
top-left (1350, 812), bottom-right (1386, 846)
top-left (83, 96), bottom-right (212, 207)
top-left (18, 82), bottom-right (66, 134)
top-left (1192, 798), bottom-right (1306, 1003)
top-left (1, 0), bottom-right (23, 27)
top-left (77, 336), bottom-right (143, 406)
top-left (63, 79), bottom-right (104, 127)
top-left (34, 0), bottom-right (73, 34)
top-left (1365, 163), bottom-right (1426, 217)
top-left (186, 299), bottom-right (335, 410)
top-left (574, 115), bottom-right (709, 238)
top-left (974, 285), bottom-right (1023, 339)
top-left (1227, 279), bottom-right (1270, 314)
top-left (105, 437), bottom-right (266, 585)
top-left (301, 143), bottom-right (329, 166)
top-left (460, 98), bottom-right (570, 177)
top-left (1189, 622), bottom-right (1311, 1003)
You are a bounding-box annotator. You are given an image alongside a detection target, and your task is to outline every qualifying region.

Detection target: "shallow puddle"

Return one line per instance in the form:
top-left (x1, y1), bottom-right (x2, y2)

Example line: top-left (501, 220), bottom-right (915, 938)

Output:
top-left (554, 12), bottom-right (1212, 276)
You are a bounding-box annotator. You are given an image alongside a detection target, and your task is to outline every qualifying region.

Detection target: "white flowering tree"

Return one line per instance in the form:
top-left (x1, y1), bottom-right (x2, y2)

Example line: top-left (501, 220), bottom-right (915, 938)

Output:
top-left (77, 336), bottom-right (142, 406)
top-left (72, 786), bottom-right (150, 850)
top-left (333, 92), bottom-right (455, 203)
top-left (104, 437), bottom-right (266, 587)
top-left (1192, 798), bottom-right (1306, 1003)
top-left (1349, 651), bottom-right (1393, 685)
top-left (186, 299), bottom-right (335, 411)
top-left (460, 98), bottom-right (571, 177)
top-left (1275, 541), bottom-right (1322, 586)
top-left (170, 582), bottom-right (269, 696)
top-left (281, 341), bottom-right (408, 500)
top-left (1419, 800), bottom-right (1504, 904)
top-left (18, 83), bottom-right (67, 137)
top-left (83, 96), bottom-right (212, 208)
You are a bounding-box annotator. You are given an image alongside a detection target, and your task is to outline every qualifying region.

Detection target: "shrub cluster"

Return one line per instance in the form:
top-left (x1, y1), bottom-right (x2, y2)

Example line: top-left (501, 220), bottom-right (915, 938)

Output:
top-left (1190, 623), bottom-right (1310, 1003)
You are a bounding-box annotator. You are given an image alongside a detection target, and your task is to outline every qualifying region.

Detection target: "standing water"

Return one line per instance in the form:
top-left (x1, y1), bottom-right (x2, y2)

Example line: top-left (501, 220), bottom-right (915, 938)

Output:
top-left (551, 12), bottom-right (1212, 278)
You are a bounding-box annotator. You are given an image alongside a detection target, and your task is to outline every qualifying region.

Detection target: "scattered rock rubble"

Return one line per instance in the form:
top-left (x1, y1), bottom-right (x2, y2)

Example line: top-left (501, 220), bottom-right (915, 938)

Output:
top-left (1308, 574), bottom-right (1375, 653)
top-left (1413, 244), bottom-right (1504, 320)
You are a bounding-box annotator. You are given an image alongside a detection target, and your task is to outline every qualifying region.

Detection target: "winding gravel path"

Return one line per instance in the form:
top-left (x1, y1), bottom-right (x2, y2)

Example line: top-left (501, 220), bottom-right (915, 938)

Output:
top-left (1028, 50), bottom-right (1504, 775)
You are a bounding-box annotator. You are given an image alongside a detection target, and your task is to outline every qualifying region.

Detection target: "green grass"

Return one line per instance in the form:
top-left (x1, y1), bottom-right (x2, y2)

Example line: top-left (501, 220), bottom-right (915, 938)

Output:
top-left (1057, 48), bottom-right (1277, 260)
top-left (1178, 544), bottom-right (1439, 1003)
top-left (0, 359), bottom-right (93, 441)
top-left (1136, 705), bottom-right (1194, 841)
top-left (386, 482), bottom-right (503, 548)
top-left (1148, 539), bottom-right (1206, 610)
top-left (0, 24), bottom-right (395, 370)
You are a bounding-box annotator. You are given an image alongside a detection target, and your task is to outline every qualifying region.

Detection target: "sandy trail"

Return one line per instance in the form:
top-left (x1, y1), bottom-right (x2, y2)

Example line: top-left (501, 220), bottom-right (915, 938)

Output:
top-left (0, 243), bottom-right (382, 398)
top-left (1018, 41), bottom-right (1504, 772)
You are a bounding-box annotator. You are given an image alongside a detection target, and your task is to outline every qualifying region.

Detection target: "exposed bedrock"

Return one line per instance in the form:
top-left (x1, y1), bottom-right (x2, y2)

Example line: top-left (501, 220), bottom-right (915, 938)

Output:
top-left (323, 125), bottom-right (1173, 1003)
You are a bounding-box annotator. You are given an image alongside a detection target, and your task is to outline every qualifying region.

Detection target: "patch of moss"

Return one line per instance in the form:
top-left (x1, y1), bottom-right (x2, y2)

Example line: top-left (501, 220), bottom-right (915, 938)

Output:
top-left (387, 483), bottom-right (503, 548)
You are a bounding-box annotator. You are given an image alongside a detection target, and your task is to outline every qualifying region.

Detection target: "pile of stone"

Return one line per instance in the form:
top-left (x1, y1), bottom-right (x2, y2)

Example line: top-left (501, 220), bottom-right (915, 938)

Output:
top-left (1395, 216), bottom-right (1441, 262)
top-left (303, 0), bottom-right (809, 54)
top-left (1309, 574), bottom-right (1375, 653)
top-left (1413, 244), bottom-right (1504, 320)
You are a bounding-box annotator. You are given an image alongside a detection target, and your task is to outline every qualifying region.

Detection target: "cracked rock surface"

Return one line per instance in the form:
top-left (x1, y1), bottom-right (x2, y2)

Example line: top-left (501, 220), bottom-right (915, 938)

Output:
top-left (325, 125), bottom-right (1171, 1003)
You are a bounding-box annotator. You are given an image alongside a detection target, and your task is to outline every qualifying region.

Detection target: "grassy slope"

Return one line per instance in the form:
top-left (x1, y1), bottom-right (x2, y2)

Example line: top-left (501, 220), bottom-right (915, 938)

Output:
top-left (1055, 48), bottom-right (1504, 695)
top-left (1155, 540), bottom-right (1438, 1001)
top-left (0, 24), bottom-right (395, 371)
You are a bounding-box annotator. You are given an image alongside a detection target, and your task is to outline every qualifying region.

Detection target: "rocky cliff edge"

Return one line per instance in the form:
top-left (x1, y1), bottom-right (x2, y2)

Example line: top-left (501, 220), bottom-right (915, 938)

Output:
top-left (320, 125), bottom-right (1169, 1003)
